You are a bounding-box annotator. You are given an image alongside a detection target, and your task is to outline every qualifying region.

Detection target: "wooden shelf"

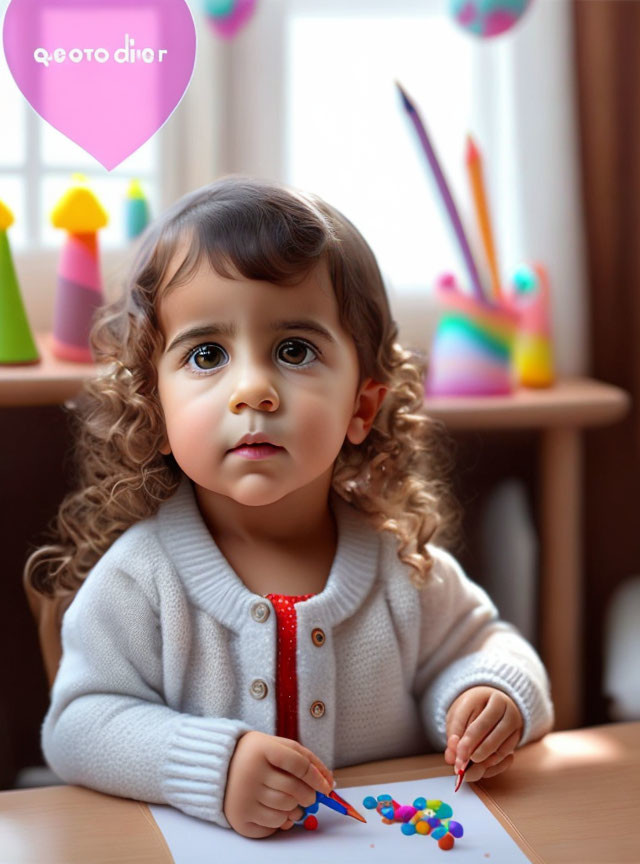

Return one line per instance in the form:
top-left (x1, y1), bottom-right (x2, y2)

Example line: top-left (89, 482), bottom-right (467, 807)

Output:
top-left (0, 333), bottom-right (99, 407)
top-left (425, 377), bottom-right (630, 429)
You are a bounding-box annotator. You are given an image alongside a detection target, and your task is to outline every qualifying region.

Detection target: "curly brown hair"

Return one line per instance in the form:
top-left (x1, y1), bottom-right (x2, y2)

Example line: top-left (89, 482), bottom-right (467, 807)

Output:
top-left (25, 175), bottom-right (456, 609)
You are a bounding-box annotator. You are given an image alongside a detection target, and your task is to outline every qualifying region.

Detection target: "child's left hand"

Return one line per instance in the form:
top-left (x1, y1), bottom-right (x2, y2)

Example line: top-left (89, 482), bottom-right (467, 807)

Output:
top-left (444, 685), bottom-right (523, 782)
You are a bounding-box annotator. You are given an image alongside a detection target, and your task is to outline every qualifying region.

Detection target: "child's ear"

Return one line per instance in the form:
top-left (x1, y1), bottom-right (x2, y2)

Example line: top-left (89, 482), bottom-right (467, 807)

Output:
top-left (346, 378), bottom-right (388, 446)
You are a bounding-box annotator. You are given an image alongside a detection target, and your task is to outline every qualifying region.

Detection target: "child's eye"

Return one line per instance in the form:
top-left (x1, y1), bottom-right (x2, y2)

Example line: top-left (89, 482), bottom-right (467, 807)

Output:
top-left (183, 339), bottom-right (318, 374)
top-left (277, 339), bottom-right (318, 366)
top-left (186, 343), bottom-right (228, 372)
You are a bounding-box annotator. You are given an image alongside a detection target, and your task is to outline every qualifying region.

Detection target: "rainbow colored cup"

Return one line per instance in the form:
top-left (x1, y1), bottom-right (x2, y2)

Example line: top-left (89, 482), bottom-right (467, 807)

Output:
top-left (425, 284), bottom-right (517, 396)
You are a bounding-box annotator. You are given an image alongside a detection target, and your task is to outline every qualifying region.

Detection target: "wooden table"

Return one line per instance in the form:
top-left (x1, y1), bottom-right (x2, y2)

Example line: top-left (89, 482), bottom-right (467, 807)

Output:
top-left (0, 338), bottom-right (631, 727)
top-left (1, 723), bottom-right (638, 863)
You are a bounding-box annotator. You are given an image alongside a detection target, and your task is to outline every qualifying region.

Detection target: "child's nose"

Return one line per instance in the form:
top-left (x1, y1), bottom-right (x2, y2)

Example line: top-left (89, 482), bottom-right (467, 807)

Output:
top-left (228, 366), bottom-right (280, 414)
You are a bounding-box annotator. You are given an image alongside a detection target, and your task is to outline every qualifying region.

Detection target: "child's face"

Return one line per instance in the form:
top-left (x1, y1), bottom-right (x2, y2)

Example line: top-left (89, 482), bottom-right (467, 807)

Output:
top-left (155, 254), bottom-right (382, 508)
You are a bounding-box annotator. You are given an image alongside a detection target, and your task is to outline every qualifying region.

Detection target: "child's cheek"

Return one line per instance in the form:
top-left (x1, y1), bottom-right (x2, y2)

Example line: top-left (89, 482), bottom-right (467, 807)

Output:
top-left (163, 389), bottom-right (225, 472)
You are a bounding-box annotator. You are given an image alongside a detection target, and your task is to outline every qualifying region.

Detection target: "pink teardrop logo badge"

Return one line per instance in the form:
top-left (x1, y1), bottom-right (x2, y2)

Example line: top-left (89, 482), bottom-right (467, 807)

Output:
top-left (2, 0), bottom-right (197, 171)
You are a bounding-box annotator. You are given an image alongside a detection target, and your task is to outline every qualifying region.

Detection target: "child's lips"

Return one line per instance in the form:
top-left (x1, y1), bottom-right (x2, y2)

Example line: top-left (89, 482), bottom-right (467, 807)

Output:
top-left (229, 443), bottom-right (285, 459)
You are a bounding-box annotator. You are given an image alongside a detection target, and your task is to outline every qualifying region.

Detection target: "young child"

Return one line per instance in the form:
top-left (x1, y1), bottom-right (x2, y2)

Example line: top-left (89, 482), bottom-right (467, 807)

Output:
top-left (27, 175), bottom-right (553, 839)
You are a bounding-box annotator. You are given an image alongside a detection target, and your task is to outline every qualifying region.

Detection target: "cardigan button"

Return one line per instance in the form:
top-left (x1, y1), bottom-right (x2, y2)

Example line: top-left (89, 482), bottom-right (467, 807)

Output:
top-left (311, 628), bottom-right (326, 647)
top-left (310, 700), bottom-right (325, 719)
top-left (249, 679), bottom-right (268, 700)
top-left (251, 602), bottom-right (270, 623)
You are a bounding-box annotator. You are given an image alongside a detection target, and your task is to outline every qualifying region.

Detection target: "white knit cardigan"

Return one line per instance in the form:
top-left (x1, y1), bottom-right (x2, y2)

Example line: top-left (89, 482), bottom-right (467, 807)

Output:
top-left (42, 478), bottom-right (554, 828)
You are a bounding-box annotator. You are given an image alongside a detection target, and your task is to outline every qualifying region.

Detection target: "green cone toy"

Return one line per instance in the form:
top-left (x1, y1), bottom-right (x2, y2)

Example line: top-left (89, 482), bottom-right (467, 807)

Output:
top-left (0, 199), bottom-right (39, 364)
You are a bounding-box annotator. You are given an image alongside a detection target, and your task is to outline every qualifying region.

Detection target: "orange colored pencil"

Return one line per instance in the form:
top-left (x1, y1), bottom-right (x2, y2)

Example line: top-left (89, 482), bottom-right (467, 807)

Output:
top-left (465, 134), bottom-right (502, 301)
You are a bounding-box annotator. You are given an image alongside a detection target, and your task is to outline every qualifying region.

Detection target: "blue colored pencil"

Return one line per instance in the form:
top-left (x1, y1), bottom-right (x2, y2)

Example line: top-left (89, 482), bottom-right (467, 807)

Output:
top-left (316, 791), bottom-right (348, 815)
top-left (302, 790), bottom-right (367, 823)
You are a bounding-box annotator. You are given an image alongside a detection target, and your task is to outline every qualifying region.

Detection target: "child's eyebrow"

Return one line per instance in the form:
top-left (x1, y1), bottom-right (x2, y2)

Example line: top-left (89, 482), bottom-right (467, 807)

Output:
top-left (165, 319), bottom-right (336, 354)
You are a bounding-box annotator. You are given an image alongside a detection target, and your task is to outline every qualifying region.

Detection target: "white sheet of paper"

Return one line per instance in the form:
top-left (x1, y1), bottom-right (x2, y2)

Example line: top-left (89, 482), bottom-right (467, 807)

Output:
top-left (150, 775), bottom-right (532, 863)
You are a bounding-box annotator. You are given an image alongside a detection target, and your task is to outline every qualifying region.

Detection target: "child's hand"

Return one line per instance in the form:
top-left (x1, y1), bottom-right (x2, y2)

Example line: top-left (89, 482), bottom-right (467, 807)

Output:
top-left (223, 731), bottom-right (334, 838)
top-left (444, 685), bottom-right (523, 782)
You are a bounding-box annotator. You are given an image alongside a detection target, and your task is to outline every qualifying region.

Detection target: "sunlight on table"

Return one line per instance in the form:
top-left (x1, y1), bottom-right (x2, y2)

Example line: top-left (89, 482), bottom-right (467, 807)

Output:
top-left (541, 728), bottom-right (625, 766)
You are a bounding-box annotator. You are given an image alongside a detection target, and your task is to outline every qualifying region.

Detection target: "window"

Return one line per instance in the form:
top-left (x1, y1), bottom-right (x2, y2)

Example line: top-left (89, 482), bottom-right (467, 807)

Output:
top-left (0, 0), bottom-right (162, 251)
top-left (227, 0), bottom-right (484, 299)
top-left (0, 0), bottom-right (220, 330)
top-left (285, 8), bottom-right (475, 293)
top-left (226, 0), bottom-right (588, 372)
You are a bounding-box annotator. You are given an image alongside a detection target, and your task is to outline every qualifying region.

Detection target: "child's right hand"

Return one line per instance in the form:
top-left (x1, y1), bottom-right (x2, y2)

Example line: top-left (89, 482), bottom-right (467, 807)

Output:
top-left (223, 731), bottom-right (335, 838)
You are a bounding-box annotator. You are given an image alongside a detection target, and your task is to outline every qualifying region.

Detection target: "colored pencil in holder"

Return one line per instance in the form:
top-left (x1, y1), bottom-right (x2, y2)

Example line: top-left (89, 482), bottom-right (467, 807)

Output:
top-left (465, 133), bottom-right (503, 302)
top-left (396, 80), bottom-right (488, 304)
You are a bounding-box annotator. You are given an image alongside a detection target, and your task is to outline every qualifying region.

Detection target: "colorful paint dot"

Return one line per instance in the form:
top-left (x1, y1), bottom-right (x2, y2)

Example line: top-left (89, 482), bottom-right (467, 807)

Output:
top-left (366, 791), bottom-right (464, 850)
top-left (438, 833), bottom-right (455, 850)
top-left (396, 805), bottom-right (417, 822)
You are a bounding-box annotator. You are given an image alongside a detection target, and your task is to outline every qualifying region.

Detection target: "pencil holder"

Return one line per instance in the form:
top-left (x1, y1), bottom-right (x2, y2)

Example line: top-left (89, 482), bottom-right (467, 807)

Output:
top-left (425, 283), bottom-right (517, 396)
